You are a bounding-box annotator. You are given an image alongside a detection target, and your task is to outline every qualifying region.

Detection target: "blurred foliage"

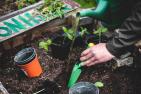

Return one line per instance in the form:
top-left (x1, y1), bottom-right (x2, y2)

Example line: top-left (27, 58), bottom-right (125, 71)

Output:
top-left (16, 0), bottom-right (37, 9)
top-left (38, 0), bottom-right (65, 19)
top-left (74, 0), bottom-right (96, 8)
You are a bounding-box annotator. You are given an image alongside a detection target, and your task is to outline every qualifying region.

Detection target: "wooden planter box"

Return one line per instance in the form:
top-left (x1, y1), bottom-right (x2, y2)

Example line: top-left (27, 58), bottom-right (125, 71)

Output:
top-left (0, 1), bottom-right (81, 50)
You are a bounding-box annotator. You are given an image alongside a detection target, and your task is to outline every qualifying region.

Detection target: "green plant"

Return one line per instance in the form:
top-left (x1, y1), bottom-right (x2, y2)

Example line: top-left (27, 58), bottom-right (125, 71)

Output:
top-left (38, 0), bottom-right (65, 20)
top-left (39, 39), bottom-right (52, 51)
top-left (94, 81), bottom-right (104, 88)
top-left (93, 26), bottom-right (108, 35)
top-left (16, 0), bottom-right (36, 9)
top-left (39, 26), bottom-right (88, 51)
top-left (74, 0), bottom-right (96, 8)
top-left (62, 26), bottom-right (89, 40)
top-left (93, 26), bottom-right (108, 42)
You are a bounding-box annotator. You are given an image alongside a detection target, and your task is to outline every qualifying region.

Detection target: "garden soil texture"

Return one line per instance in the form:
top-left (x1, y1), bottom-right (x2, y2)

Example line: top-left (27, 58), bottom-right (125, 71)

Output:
top-left (1, 34), bottom-right (141, 94)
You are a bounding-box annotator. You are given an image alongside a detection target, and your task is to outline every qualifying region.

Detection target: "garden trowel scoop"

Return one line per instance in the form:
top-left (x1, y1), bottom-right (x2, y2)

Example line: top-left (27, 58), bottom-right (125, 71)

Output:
top-left (68, 43), bottom-right (95, 88)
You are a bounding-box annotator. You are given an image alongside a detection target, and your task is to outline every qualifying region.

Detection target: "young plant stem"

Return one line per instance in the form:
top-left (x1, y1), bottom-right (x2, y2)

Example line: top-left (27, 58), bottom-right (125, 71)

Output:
top-left (99, 27), bottom-right (102, 43)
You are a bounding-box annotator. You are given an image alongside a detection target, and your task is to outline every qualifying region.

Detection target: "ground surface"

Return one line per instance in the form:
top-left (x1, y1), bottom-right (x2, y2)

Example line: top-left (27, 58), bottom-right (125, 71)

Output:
top-left (0, 0), bottom-right (141, 93)
top-left (0, 0), bottom-right (41, 16)
top-left (1, 32), bottom-right (141, 94)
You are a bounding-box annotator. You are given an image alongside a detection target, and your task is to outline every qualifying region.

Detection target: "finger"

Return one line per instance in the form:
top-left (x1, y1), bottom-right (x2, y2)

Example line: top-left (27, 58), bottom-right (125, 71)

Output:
top-left (82, 57), bottom-right (96, 66)
top-left (81, 48), bottom-right (91, 57)
top-left (80, 52), bottom-right (94, 62)
top-left (87, 60), bottom-right (99, 67)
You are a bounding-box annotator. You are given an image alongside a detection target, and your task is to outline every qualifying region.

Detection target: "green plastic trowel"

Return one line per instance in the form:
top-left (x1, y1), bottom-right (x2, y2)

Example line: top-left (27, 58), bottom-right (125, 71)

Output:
top-left (68, 43), bottom-right (95, 88)
top-left (68, 62), bottom-right (83, 88)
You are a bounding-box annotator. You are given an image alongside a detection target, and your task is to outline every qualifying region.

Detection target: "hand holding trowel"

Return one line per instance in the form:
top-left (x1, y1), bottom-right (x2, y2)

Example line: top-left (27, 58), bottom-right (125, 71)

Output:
top-left (68, 43), bottom-right (95, 88)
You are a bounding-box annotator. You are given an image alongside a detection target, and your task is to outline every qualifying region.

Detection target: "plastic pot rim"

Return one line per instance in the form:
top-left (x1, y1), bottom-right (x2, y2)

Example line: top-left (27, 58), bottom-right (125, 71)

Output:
top-left (14, 47), bottom-right (36, 65)
top-left (69, 82), bottom-right (99, 94)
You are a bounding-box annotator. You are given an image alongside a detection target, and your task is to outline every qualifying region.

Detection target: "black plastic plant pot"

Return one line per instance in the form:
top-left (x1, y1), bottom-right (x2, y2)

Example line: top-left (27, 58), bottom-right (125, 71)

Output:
top-left (14, 47), bottom-right (36, 65)
top-left (73, 36), bottom-right (85, 47)
top-left (50, 36), bottom-right (71, 60)
top-left (69, 82), bottom-right (99, 94)
top-left (85, 35), bottom-right (100, 46)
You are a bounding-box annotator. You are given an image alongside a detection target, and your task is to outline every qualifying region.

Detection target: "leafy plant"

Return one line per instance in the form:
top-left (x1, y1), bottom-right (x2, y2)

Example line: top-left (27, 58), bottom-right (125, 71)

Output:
top-left (16, 0), bottom-right (37, 9)
top-left (39, 26), bottom-right (88, 51)
top-left (62, 27), bottom-right (75, 40)
top-left (38, 0), bottom-right (65, 20)
top-left (94, 81), bottom-right (104, 88)
top-left (62, 26), bottom-right (89, 40)
top-left (93, 26), bottom-right (108, 42)
top-left (39, 39), bottom-right (52, 51)
top-left (93, 26), bottom-right (108, 35)
top-left (79, 27), bottom-right (90, 37)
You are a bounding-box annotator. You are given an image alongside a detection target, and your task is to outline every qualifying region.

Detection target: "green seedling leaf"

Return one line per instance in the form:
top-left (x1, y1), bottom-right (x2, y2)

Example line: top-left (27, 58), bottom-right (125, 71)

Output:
top-left (94, 27), bottom-right (108, 35)
top-left (46, 39), bottom-right (52, 45)
top-left (39, 39), bottom-right (52, 51)
top-left (80, 27), bottom-right (89, 37)
top-left (66, 33), bottom-right (73, 40)
top-left (62, 27), bottom-right (68, 33)
top-left (39, 41), bottom-right (48, 51)
top-left (94, 81), bottom-right (104, 88)
top-left (62, 27), bottom-right (74, 40)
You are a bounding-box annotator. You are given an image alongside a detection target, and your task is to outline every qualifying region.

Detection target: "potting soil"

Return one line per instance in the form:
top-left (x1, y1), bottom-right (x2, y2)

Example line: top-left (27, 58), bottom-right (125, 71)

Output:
top-left (1, 33), bottom-right (141, 94)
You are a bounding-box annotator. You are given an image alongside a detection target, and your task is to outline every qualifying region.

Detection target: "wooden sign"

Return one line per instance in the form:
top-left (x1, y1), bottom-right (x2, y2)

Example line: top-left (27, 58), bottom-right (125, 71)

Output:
top-left (0, 9), bottom-right (46, 42)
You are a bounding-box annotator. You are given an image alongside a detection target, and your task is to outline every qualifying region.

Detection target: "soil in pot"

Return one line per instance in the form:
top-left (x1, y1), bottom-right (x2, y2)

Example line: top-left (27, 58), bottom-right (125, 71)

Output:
top-left (73, 36), bottom-right (85, 47)
top-left (50, 36), bottom-right (71, 60)
top-left (85, 35), bottom-right (100, 45)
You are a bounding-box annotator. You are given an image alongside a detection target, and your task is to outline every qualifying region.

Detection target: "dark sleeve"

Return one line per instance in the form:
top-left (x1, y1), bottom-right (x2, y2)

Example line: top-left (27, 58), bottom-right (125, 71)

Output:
top-left (106, 2), bottom-right (141, 57)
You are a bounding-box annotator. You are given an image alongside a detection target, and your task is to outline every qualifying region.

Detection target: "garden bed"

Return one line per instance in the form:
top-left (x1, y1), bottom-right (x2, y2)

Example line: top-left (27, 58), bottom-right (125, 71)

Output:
top-left (1, 31), bottom-right (141, 94)
top-left (0, 1), bottom-right (141, 94)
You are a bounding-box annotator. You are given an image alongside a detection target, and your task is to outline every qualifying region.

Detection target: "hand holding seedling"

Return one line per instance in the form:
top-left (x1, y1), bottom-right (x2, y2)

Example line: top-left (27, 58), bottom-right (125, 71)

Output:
top-left (80, 43), bottom-right (114, 66)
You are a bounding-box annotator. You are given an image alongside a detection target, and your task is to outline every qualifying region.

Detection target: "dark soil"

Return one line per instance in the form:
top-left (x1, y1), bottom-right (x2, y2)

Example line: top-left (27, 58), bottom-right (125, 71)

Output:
top-left (0, 0), bottom-right (17, 16)
top-left (0, 33), bottom-right (141, 94)
top-left (0, 0), bottom-right (40, 16)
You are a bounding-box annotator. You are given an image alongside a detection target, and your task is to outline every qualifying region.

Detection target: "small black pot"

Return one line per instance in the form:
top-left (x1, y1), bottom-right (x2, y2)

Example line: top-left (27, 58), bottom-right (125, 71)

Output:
top-left (85, 35), bottom-right (100, 46)
top-left (73, 36), bottom-right (85, 47)
top-left (50, 36), bottom-right (71, 60)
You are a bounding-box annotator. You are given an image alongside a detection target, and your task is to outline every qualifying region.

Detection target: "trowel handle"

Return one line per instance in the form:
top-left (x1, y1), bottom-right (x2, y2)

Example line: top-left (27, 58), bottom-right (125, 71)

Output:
top-left (88, 43), bottom-right (95, 48)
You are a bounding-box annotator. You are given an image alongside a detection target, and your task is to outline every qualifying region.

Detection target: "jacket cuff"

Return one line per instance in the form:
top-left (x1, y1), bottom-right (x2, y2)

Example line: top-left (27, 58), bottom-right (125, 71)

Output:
top-left (106, 41), bottom-right (123, 57)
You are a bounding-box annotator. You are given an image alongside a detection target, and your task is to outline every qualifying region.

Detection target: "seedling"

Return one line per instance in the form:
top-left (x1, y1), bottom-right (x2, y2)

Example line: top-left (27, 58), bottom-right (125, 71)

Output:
top-left (39, 26), bottom-right (88, 52)
top-left (93, 26), bottom-right (108, 35)
top-left (38, 0), bottom-right (65, 20)
top-left (39, 38), bottom-right (52, 51)
top-left (93, 26), bottom-right (108, 42)
top-left (94, 81), bottom-right (104, 88)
